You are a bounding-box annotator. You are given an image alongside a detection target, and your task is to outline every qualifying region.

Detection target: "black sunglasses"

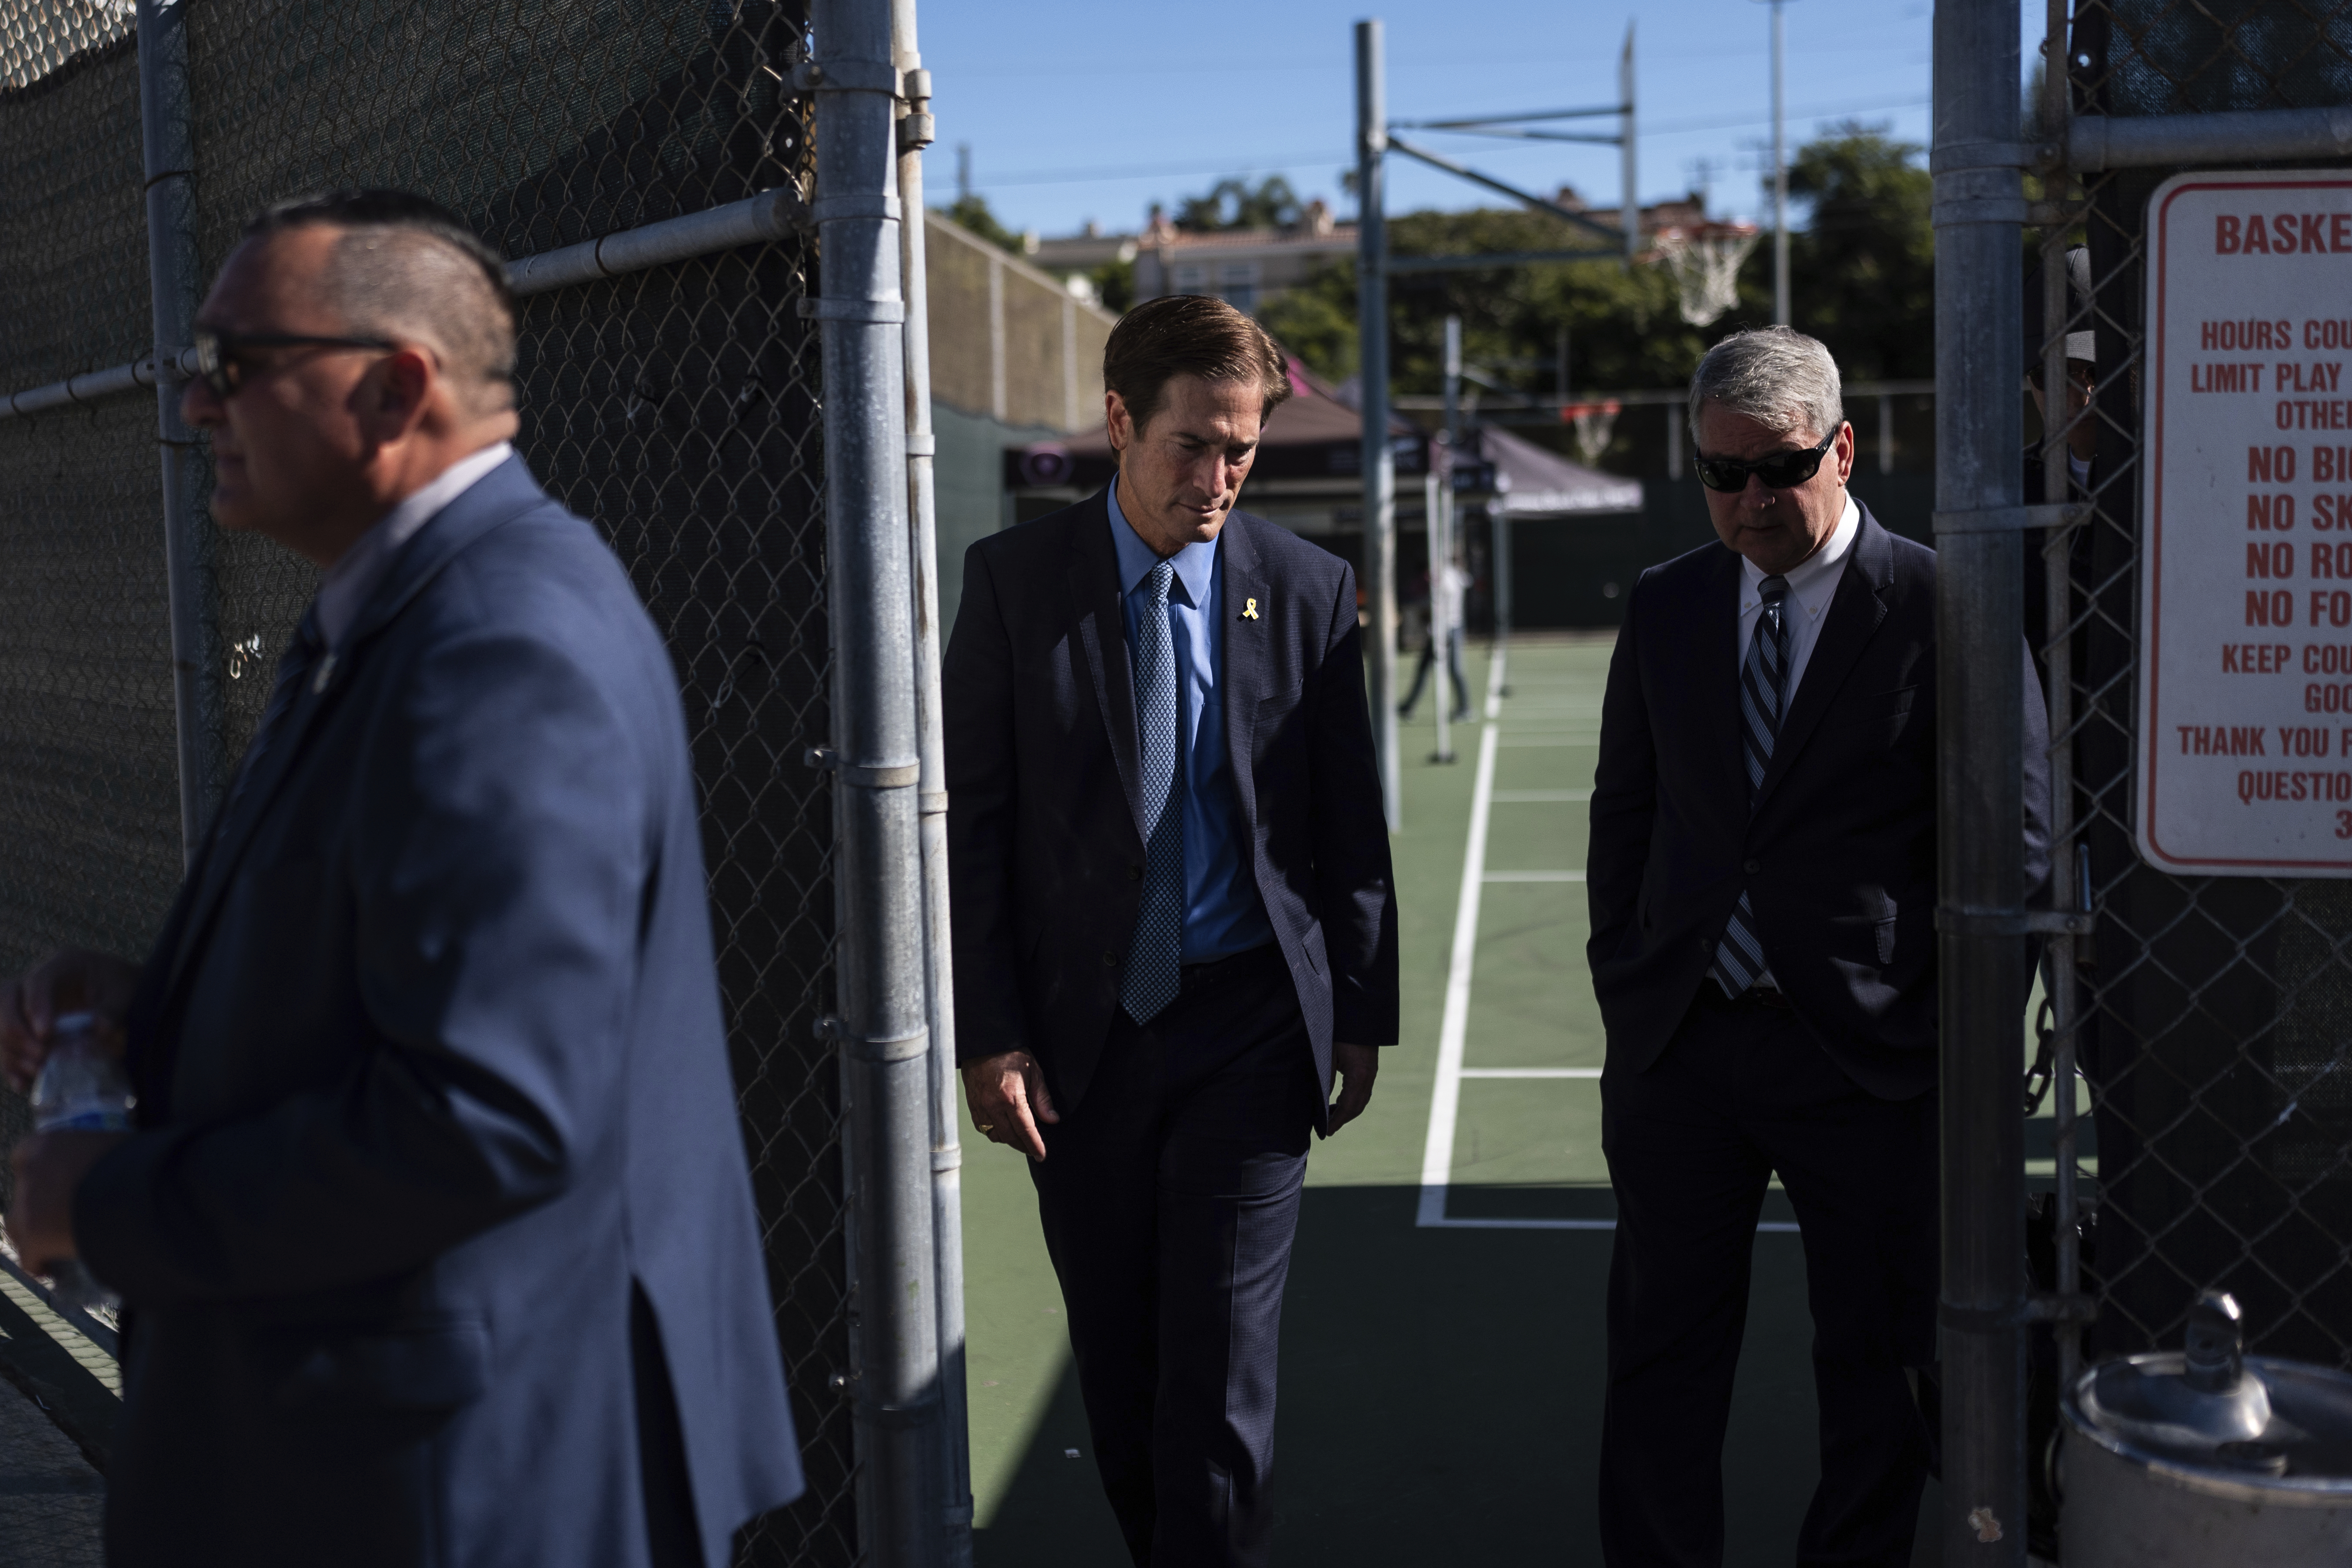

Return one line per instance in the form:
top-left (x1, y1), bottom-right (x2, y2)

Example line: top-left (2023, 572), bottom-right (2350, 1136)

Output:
top-left (1692, 429), bottom-right (1837, 493)
top-left (191, 327), bottom-right (398, 400)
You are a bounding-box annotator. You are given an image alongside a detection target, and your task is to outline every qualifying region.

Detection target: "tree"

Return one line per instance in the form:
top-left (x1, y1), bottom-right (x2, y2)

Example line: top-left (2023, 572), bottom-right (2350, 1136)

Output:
top-left (1255, 124), bottom-right (1937, 465)
top-left (1175, 176), bottom-right (1303, 233)
top-left (1260, 205), bottom-right (1709, 428)
top-left (936, 193), bottom-right (1022, 254)
top-left (1088, 256), bottom-right (1136, 314)
top-left (1779, 123), bottom-right (1935, 381)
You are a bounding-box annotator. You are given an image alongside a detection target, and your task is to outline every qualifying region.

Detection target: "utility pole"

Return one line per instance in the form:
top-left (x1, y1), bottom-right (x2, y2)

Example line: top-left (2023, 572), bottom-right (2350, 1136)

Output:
top-left (1768, 0), bottom-right (1792, 325)
top-left (1620, 23), bottom-right (1638, 264)
top-left (1356, 18), bottom-right (1400, 830)
top-left (956, 141), bottom-right (971, 204)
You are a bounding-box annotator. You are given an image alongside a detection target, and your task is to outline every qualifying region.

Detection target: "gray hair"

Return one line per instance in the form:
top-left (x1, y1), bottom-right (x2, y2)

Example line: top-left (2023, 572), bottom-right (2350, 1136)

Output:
top-left (1687, 326), bottom-right (1844, 444)
top-left (326, 227), bottom-right (517, 419)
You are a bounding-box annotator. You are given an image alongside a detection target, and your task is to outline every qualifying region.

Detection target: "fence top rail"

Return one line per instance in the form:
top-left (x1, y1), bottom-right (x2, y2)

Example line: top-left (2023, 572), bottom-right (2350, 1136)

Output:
top-left (2069, 105), bottom-right (2352, 172)
top-left (3, 186), bottom-right (815, 421)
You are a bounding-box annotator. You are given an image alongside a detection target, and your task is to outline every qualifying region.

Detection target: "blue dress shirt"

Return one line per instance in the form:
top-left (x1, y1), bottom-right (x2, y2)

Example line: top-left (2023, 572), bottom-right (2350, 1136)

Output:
top-left (1107, 482), bottom-right (1275, 963)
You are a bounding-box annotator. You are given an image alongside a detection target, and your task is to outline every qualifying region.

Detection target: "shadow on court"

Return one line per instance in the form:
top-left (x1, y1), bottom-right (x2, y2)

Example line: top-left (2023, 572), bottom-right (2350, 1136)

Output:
top-left (974, 1184), bottom-right (1940, 1566)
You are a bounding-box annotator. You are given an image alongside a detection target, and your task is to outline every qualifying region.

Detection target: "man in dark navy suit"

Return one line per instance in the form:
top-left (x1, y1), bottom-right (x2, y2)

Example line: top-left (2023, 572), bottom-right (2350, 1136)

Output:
top-left (1587, 328), bottom-right (2049, 1567)
top-left (3, 191), bottom-right (799, 1567)
top-left (945, 294), bottom-right (1397, 1566)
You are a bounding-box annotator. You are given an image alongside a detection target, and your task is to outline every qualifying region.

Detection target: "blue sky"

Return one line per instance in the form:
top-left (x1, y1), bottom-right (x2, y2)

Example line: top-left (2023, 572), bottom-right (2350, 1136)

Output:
top-left (912, 0), bottom-right (1954, 239)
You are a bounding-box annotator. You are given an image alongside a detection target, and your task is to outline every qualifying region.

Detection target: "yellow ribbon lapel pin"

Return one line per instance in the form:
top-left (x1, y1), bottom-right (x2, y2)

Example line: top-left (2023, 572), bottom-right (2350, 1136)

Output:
top-left (1242, 597), bottom-right (1260, 621)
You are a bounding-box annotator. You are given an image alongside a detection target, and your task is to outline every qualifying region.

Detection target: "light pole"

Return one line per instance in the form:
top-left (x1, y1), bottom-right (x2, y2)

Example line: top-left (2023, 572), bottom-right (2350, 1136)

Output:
top-left (1766, 0), bottom-right (1793, 325)
top-left (1355, 18), bottom-right (1400, 830)
top-left (1620, 23), bottom-right (1637, 264)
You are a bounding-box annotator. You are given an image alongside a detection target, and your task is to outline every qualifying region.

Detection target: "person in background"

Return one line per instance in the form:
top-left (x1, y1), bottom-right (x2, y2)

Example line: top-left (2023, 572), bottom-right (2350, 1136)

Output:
top-left (2022, 244), bottom-right (2101, 679)
top-left (1399, 552), bottom-right (1471, 724)
top-left (3, 190), bottom-right (799, 1568)
top-left (1585, 327), bottom-right (2049, 1567)
top-left (945, 294), bottom-right (1397, 1568)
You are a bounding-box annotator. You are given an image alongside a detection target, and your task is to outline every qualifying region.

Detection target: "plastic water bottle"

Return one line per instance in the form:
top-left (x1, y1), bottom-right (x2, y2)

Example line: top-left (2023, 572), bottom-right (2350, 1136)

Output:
top-left (27, 1010), bottom-right (129, 1311)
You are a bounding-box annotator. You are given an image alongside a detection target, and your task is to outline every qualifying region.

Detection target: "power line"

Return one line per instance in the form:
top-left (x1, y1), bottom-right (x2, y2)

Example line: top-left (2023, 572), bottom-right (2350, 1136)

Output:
top-left (973, 91), bottom-right (1929, 189)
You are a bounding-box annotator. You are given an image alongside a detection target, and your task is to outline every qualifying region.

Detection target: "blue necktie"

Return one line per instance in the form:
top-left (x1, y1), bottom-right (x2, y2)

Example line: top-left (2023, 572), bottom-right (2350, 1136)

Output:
top-left (217, 610), bottom-right (323, 836)
top-left (1712, 575), bottom-right (1791, 995)
top-left (1121, 560), bottom-right (1185, 1024)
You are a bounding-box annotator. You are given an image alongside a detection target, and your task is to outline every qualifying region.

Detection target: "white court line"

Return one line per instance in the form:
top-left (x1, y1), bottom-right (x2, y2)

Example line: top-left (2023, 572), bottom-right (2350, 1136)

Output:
top-left (1492, 789), bottom-right (1592, 802)
top-left (1416, 688), bottom-right (1501, 1228)
top-left (1460, 1067), bottom-right (1602, 1078)
top-left (1416, 642), bottom-right (1801, 1236)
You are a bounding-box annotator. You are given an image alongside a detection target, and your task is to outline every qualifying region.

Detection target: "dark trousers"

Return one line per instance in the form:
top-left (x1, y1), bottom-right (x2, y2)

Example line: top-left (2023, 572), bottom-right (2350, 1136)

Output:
top-left (1598, 991), bottom-right (1938, 1568)
top-left (1029, 943), bottom-right (1320, 1568)
top-left (1399, 627), bottom-right (1468, 719)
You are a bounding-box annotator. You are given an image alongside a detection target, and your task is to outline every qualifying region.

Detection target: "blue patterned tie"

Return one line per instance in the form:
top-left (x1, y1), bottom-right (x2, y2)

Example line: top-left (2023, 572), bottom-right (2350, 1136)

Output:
top-left (217, 610), bottom-right (323, 836)
top-left (1712, 575), bottom-right (1791, 995)
top-left (1121, 560), bottom-right (1185, 1024)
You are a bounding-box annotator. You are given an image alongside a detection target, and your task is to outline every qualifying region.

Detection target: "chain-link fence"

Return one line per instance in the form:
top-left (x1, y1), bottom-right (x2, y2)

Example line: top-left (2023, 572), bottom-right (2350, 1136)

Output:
top-left (2035, 0), bottom-right (2352, 1393)
top-left (0, 2), bottom-right (855, 1560)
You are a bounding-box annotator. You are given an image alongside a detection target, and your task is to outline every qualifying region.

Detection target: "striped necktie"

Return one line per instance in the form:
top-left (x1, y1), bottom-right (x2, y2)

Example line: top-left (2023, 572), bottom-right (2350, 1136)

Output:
top-left (1120, 561), bottom-right (1185, 1024)
top-left (1711, 574), bottom-right (1791, 996)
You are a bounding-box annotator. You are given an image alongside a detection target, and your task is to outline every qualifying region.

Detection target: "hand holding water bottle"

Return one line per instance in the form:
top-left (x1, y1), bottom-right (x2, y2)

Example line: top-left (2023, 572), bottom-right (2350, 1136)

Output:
top-left (0, 947), bottom-right (140, 1095)
top-left (23, 1013), bottom-right (130, 1307)
top-left (2, 949), bottom-right (140, 1305)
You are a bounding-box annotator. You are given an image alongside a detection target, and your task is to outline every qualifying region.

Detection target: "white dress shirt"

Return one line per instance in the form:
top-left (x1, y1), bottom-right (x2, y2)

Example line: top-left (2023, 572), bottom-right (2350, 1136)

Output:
top-left (1736, 493), bottom-right (1861, 701)
top-left (315, 441), bottom-right (514, 650)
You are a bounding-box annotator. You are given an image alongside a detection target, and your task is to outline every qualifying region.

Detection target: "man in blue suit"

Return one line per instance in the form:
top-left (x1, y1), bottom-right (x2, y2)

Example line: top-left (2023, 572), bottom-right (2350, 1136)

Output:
top-left (3, 191), bottom-right (800, 1566)
top-left (945, 295), bottom-right (1398, 1566)
top-left (1587, 327), bottom-right (2049, 1567)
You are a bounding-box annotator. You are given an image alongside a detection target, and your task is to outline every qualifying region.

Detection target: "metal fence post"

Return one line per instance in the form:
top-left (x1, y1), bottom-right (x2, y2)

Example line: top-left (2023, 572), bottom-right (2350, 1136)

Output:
top-left (136, 0), bottom-right (220, 863)
top-left (1931, 0), bottom-right (2029, 1561)
top-left (811, 0), bottom-right (946, 1560)
top-left (889, 1), bottom-right (975, 1560)
top-left (2035, 0), bottom-right (2085, 1395)
top-left (1355, 17), bottom-right (1400, 830)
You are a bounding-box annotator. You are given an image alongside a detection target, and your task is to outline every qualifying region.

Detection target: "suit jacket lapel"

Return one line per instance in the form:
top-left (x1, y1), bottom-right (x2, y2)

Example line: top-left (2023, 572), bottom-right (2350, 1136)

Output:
top-left (1068, 491), bottom-right (1148, 842)
top-left (1698, 547), bottom-right (1747, 804)
top-left (1755, 508), bottom-right (1893, 806)
top-left (162, 657), bottom-right (337, 1001)
top-left (1219, 517), bottom-right (1270, 836)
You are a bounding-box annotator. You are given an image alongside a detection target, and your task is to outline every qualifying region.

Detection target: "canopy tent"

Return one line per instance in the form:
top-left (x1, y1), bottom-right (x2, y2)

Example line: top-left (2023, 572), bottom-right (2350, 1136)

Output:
top-left (1465, 422), bottom-right (1643, 517)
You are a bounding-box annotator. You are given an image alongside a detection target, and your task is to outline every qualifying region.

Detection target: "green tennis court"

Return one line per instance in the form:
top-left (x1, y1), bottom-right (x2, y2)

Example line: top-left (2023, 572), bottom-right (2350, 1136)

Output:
top-left (962, 634), bottom-right (1941, 1565)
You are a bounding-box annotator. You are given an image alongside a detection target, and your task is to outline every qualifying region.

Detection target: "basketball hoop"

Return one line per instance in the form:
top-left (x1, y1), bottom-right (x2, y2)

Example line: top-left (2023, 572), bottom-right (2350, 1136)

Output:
top-left (1653, 224), bottom-right (1761, 328)
top-left (1561, 400), bottom-right (1623, 468)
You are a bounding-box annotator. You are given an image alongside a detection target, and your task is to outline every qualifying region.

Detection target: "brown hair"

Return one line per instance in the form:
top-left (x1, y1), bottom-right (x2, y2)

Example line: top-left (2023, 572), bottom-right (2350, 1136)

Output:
top-left (1102, 294), bottom-right (1291, 434)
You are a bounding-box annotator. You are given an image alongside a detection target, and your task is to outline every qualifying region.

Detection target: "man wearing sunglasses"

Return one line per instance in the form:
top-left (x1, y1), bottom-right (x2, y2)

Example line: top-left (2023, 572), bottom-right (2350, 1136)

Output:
top-left (2, 190), bottom-right (801, 1566)
top-left (1586, 327), bottom-right (2049, 1567)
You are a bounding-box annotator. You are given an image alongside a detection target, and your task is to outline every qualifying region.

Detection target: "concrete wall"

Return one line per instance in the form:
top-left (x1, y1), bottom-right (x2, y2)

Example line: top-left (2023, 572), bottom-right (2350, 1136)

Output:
top-left (925, 213), bottom-right (1115, 430)
top-left (925, 213), bottom-right (1119, 636)
top-left (933, 401), bottom-right (1065, 639)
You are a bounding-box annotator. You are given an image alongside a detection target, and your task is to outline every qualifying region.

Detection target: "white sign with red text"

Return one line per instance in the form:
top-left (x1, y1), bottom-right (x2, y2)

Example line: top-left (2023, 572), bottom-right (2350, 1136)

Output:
top-left (2138, 171), bottom-right (2352, 875)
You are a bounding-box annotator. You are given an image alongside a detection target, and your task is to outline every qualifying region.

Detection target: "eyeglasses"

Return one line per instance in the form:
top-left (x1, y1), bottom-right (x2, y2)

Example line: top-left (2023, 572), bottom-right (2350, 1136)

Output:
top-left (190, 327), bottom-right (397, 400)
top-left (1691, 429), bottom-right (1838, 493)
